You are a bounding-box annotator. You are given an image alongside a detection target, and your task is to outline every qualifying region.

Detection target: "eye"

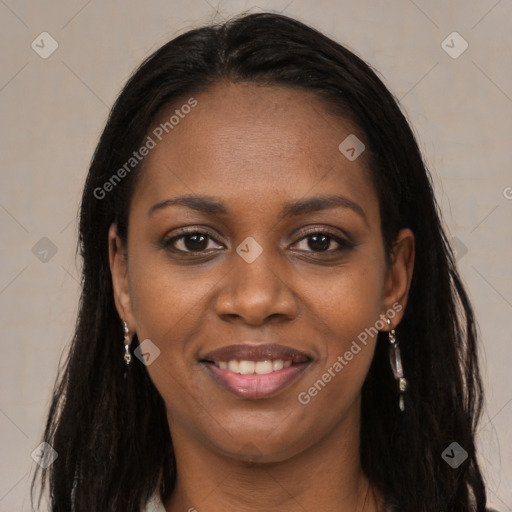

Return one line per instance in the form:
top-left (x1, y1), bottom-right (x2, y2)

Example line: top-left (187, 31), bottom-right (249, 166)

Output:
top-left (163, 230), bottom-right (224, 254)
top-left (291, 230), bottom-right (352, 253)
top-left (162, 227), bottom-right (353, 256)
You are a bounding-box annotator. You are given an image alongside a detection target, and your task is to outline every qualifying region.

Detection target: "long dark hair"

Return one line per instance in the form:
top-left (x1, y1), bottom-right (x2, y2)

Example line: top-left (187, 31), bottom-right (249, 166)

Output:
top-left (32, 11), bottom-right (487, 512)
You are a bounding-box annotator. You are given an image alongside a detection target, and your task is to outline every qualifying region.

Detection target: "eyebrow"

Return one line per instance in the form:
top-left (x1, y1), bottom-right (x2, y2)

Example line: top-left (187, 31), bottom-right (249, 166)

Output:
top-left (148, 194), bottom-right (368, 226)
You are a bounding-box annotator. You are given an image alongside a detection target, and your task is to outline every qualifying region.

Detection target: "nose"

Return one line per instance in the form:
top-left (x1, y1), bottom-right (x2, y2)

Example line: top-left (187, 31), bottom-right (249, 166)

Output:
top-left (214, 247), bottom-right (299, 326)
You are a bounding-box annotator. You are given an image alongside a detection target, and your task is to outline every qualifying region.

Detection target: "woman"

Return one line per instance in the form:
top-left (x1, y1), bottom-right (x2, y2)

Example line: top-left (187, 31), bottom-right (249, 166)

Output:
top-left (32, 12), bottom-right (493, 512)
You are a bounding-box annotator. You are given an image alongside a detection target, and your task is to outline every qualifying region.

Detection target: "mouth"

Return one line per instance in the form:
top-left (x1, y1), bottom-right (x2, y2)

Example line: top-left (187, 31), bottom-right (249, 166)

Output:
top-left (199, 343), bottom-right (312, 399)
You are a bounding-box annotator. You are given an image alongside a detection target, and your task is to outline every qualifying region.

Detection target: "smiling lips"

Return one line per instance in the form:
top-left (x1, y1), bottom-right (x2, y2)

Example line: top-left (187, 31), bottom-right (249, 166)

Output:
top-left (200, 343), bottom-right (312, 399)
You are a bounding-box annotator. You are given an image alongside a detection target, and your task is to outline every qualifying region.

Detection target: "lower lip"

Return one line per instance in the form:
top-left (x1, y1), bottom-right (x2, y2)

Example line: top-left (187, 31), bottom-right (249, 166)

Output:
top-left (201, 362), bottom-right (310, 399)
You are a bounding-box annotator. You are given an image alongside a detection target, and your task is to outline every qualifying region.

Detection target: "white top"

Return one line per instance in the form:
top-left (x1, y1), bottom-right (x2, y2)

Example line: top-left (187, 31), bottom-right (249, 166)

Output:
top-left (144, 493), bottom-right (166, 512)
top-left (142, 493), bottom-right (499, 511)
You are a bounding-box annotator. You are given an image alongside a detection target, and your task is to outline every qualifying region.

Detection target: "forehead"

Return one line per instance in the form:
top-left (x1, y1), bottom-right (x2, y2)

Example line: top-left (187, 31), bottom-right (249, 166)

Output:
top-left (132, 82), bottom-right (378, 223)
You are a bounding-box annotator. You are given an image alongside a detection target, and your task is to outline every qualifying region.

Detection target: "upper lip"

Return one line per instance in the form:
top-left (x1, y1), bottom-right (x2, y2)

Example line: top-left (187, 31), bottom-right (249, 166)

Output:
top-left (200, 343), bottom-right (311, 363)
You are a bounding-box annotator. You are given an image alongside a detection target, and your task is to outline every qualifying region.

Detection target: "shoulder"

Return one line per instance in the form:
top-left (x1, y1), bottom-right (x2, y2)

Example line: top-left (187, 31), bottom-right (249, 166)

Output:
top-left (384, 499), bottom-right (499, 512)
top-left (144, 495), bottom-right (501, 512)
top-left (142, 493), bottom-right (167, 512)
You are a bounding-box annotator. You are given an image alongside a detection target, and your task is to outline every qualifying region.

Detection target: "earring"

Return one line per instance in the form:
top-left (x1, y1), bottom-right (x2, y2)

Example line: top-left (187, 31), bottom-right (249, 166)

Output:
top-left (387, 317), bottom-right (407, 412)
top-left (123, 321), bottom-right (132, 365)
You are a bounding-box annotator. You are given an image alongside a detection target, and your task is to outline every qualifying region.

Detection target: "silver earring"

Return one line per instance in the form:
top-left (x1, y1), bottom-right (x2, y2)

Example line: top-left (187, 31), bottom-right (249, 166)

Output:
top-left (387, 317), bottom-right (407, 412)
top-left (123, 321), bottom-right (132, 365)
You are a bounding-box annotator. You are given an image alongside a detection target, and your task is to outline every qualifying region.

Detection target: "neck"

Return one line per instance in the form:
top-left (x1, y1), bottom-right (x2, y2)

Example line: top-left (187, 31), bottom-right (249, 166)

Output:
top-left (164, 398), bottom-right (383, 512)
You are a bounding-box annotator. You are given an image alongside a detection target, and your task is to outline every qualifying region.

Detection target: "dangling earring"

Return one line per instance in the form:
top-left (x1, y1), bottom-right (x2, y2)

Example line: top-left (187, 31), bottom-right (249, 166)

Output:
top-left (123, 320), bottom-right (132, 365)
top-left (387, 317), bottom-right (407, 412)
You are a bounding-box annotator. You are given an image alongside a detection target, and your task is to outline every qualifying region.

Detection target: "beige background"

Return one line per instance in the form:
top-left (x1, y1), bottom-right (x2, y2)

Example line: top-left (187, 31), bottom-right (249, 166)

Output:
top-left (0, 0), bottom-right (511, 510)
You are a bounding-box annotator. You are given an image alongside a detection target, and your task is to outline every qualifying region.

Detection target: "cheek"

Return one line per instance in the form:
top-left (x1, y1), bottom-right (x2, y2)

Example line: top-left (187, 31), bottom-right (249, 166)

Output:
top-left (126, 258), bottom-right (214, 422)
top-left (299, 249), bottom-right (386, 387)
top-left (291, 261), bottom-right (385, 440)
top-left (127, 230), bottom-right (386, 415)
top-left (304, 251), bottom-right (386, 342)
top-left (128, 248), bottom-right (219, 346)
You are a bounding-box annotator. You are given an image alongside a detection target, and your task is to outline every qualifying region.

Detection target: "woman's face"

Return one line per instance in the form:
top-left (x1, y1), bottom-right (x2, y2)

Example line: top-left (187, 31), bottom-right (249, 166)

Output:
top-left (110, 82), bottom-right (414, 463)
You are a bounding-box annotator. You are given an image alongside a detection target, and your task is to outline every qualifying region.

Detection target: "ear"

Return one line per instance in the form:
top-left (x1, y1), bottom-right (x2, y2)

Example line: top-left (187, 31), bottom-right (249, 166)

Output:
top-left (380, 228), bottom-right (415, 328)
top-left (108, 223), bottom-right (137, 332)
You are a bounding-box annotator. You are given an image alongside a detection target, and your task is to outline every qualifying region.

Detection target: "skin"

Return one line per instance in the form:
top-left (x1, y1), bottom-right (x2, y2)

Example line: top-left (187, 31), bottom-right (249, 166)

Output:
top-left (109, 82), bottom-right (414, 512)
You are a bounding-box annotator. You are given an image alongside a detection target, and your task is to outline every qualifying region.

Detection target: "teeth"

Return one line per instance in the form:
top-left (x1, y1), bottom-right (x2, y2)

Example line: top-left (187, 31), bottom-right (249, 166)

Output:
top-left (228, 360), bottom-right (239, 373)
top-left (216, 359), bottom-right (294, 375)
top-left (255, 360), bottom-right (273, 374)
top-left (239, 360), bottom-right (255, 374)
top-left (272, 359), bottom-right (284, 371)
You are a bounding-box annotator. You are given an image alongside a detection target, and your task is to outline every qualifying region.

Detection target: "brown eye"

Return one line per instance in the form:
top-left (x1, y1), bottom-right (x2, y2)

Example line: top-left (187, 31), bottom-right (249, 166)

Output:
top-left (180, 233), bottom-right (209, 251)
top-left (305, 233), bottom-right (331, 252)
top-left (292, 231), bottom-right (350, 253)
top-left (164, 230), bottom-right (224, 254)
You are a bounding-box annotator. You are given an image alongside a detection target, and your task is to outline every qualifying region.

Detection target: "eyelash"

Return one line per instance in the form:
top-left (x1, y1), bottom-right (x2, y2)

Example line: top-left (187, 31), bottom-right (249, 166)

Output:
top-left (161, 227), bottom-right (353, 256)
